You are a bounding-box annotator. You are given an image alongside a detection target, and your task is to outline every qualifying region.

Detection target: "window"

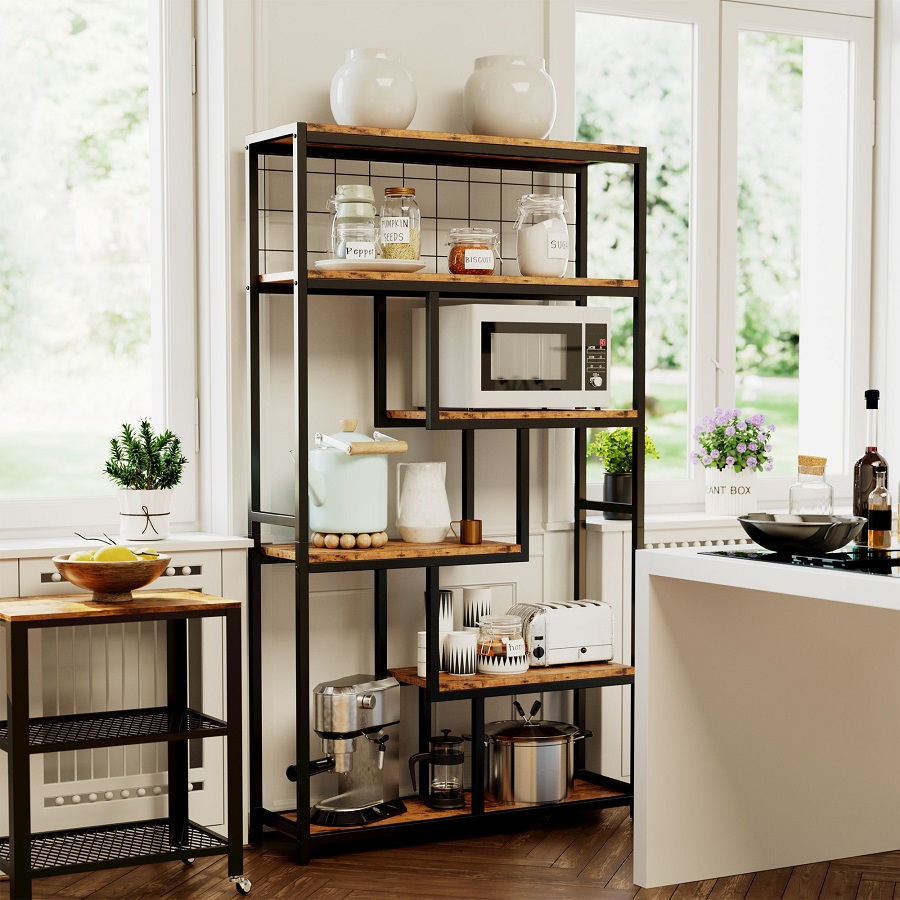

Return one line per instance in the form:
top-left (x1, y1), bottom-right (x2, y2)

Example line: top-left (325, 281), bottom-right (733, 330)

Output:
top-left (554, 0), bottom-right (873, 509)
top-left (0, 0), bottom-right (196, 536)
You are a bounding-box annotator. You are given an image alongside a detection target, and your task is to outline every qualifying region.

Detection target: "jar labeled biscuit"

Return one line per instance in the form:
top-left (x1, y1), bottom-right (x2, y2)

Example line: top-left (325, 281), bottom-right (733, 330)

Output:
top-left (447, 227), bottom-right (498, 275)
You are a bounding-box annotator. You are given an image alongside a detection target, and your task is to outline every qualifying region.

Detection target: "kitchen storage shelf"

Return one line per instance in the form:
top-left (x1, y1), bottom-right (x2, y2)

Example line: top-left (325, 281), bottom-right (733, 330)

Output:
top-left (0, 707), bottom-right (227, 753)
top-left (246, 122), bottom-right (645, 865)
top-left (0, 591), bottom-right (247, 899)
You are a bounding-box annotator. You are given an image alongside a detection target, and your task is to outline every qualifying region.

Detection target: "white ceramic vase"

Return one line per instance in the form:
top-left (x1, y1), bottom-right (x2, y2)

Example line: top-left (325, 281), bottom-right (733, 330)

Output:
top-left (704, 468), bottom-right (758, 516)
top-left (118, 489), bottom-right (172, 541)
top-left (463, 54), bottom-right (557, 140)
top-left (330, 48), bottom-right (416, 129)
top-left (396, 462), bottom-right (451, 543)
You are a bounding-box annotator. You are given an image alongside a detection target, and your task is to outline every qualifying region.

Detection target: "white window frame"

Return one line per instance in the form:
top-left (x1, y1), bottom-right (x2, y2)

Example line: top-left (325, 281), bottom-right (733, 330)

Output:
top-left (548, 0), bottom-right (874, 516)
top-left (1, 0), bottom-right (197, 539)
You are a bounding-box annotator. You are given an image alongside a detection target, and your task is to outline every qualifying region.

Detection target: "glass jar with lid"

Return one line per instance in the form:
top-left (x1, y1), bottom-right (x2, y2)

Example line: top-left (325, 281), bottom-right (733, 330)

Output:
top-left (514, 193), bottom-right (569, 277)
top-left (327, 184), bottom-right (377, 258)
top-left (447, 227), bottom-right (499, 275)
top-left (788, 455), bottom-right (834, 515)
top-left (476, 614), bottom-right (528, 675)
top-left (380, 187), bottom-right (421, 260)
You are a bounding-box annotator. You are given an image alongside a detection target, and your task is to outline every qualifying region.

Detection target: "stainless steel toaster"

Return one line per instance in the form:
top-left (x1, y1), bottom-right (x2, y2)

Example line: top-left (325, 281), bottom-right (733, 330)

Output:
top-left (506, 599), bottom-right (614, 666)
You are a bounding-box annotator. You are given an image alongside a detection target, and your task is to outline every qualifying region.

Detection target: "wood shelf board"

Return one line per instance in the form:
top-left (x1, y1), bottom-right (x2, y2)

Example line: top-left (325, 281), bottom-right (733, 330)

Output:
top-left (388, 661), bottom-right (635, 693)
top-left (260, 539), bottom-right (521, 563)
top-left (258, 270), bottom-right (638, 289)
top-left (384, 409), bottom-right (638, 421)
top-left (0, 590), bottom-right (240, 623)
top-left (289, 779), bottom-right (629, 835)
top-left (256, 123), bottom-right (642, 159)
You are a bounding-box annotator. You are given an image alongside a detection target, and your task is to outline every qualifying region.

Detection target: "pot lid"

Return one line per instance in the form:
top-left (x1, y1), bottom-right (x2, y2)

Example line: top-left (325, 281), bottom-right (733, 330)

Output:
top-left (485, 719), bottom-right (580, 742)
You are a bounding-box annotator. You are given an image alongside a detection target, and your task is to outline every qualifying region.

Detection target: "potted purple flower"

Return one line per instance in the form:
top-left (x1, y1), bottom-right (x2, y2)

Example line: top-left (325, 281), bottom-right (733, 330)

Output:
top-left (691, 408), bottom-right (774, 515)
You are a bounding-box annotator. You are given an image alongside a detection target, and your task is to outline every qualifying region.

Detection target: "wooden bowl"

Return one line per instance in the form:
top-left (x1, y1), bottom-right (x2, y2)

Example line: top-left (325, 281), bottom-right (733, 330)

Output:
top-left (52, 555), bottom-right (171, 603)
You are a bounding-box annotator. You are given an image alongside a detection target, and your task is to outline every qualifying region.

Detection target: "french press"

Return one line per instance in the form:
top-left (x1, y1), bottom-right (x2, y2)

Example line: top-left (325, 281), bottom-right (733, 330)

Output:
top-left (408, 729), bottom-right (467, 809)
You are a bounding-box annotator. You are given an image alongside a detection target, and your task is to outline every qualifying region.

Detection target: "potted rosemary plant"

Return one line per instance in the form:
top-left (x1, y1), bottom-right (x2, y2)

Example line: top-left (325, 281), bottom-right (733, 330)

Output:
top-left (587, 427), bottom-right (660, 519)
top-left (104, 419), bottom-right (188, 541)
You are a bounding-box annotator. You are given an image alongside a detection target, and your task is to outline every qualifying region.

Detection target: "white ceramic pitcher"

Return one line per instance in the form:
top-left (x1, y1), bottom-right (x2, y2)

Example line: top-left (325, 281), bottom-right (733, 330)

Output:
top-left (396, 462), bottom-right (451, 543)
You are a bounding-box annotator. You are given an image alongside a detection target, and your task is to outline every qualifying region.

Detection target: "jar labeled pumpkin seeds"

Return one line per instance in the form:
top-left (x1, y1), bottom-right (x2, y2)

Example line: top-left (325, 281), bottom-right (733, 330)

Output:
top-left (380, 187), bottom-right (420, 260)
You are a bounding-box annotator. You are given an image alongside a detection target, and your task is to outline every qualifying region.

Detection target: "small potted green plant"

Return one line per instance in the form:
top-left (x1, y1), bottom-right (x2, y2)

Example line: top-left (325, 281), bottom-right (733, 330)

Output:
top-left (104, 419), bottom-right (188, 541)
top-left (587, 426), bottom-right (660, 519)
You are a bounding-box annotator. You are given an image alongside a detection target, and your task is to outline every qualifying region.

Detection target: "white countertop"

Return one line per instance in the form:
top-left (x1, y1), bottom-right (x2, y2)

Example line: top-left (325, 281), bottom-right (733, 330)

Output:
top-left (636, 544), bottom-right (900, 611)
top-left (0, 532), bottom-right (253, 560)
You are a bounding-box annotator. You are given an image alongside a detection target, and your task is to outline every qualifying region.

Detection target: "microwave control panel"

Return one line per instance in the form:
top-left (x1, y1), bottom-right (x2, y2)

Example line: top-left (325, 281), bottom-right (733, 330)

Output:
top-left (585, 323), bottom-right (608, 391)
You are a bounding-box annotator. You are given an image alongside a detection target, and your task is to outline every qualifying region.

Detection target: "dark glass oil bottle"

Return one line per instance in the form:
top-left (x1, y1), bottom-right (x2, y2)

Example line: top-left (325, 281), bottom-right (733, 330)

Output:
top-left (853, 389), bottom-right (889, 546)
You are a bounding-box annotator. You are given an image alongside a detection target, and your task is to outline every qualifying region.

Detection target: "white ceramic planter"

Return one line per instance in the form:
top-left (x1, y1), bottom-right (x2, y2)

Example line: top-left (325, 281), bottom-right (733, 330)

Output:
top-left (704, 468), bottom-right (758, 516)
top-left (118, 489), bottom-right (172, 542)
top-left (330, 48), bottom-right (416, 129)
top-left (463, 54), bottom-right (557, 140)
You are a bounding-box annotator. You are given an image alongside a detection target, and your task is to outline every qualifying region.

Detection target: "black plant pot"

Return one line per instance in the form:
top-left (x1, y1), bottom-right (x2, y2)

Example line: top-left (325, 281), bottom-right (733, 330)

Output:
top-left (603, 473), bottom-right (632, 520)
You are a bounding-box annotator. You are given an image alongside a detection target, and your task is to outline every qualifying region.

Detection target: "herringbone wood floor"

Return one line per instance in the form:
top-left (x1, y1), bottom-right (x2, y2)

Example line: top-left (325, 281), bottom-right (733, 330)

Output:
top-left (2, 806), bottom-right (897, 899)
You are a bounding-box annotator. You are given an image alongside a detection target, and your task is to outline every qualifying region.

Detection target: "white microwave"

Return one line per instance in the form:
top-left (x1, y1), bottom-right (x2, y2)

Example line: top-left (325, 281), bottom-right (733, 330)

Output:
top-left (412, 304), bottom-right (612, 409)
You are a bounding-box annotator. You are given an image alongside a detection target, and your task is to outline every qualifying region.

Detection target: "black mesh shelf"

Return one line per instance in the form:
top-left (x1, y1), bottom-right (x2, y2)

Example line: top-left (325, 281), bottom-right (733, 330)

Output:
top-left (0, 706), bottom-right (227, 753)
top-left (0, 818), bottom-right (227, 876)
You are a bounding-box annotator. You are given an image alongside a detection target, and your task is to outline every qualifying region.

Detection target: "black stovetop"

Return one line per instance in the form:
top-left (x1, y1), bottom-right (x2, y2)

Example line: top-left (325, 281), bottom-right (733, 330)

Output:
top-left (701, 547), bottom-right (900, 577)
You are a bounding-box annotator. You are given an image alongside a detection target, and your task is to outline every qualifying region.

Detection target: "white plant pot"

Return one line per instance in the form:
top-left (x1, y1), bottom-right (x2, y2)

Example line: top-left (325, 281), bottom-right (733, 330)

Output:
top-left (463, 54), bottom-right (557, 140)
top-left (704, 468), bottom-right (757, 517)
top-left (117, 489), bottom-right (172, 542)
top-left (330, 48), bottom-right (416, 129)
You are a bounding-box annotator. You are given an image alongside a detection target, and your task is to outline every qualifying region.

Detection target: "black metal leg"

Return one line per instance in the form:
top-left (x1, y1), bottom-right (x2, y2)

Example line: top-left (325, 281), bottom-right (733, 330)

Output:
top-left (247, 550), bottom-right (263, 844)
top-left (7, 622), bottom-right (32, 900)
top-left (225, 609), bottom-right (244, 877)
top-left (167, 619), bottom-right (189, 848)
top-left (470, 698), bottom-right (485, 815)
top-left (374, 570), bottom-right (388, 677)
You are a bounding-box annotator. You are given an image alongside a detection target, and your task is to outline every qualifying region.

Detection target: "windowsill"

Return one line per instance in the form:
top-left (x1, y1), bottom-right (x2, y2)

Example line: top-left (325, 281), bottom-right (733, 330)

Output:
top-left (0, 532), bottom-right (253, 561)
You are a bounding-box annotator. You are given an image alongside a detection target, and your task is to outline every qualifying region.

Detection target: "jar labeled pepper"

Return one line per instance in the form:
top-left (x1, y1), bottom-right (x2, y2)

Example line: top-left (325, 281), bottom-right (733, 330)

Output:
top-left (447, 227), bottom-right (499, 275)
top-left (380, 187), bottom-right (421, 259)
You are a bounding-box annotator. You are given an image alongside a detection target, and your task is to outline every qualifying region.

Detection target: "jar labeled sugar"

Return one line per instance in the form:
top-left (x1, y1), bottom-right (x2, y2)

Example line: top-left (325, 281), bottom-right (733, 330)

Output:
top-left (514, 193), bottom-right (569, 277)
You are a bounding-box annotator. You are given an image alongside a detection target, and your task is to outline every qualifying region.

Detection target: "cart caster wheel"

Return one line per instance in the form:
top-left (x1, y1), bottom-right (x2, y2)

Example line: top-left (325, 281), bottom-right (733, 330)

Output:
top-left (183, 857), bottom-right (195, 865)
top-left (233, 876), bottom-right (252, 895)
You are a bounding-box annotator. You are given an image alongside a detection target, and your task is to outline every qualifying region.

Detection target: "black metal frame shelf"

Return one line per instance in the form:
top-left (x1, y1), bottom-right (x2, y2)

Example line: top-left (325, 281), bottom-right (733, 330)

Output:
top-left (0, 706), bottom-right (228, 754)
top-left (0, 593), bottom-right (245, 899)
top-left (0, 818), bottom-right (228, 879)
top-left (246, 122), bottom-right (645, 866)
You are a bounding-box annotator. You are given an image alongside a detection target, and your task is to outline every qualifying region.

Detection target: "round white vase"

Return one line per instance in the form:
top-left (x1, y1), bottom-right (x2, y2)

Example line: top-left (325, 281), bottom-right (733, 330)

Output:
top-left (330, 48), bottom-right (416, 129)
top-left (118, 489), bottom-right (172, 541)
top-left (463, 54), bottom-right (557, 140)
top-left (704, 468), bottom-right (757, 516)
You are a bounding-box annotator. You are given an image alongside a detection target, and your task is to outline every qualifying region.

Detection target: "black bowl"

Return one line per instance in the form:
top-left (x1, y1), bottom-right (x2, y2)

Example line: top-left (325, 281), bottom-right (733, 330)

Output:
top-left (737, 513), bottom-right (865, 556)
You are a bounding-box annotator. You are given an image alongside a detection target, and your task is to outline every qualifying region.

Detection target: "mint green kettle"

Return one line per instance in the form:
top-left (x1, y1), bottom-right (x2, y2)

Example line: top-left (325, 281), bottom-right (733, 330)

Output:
top-left (308, 419), bottom-right (407, 535)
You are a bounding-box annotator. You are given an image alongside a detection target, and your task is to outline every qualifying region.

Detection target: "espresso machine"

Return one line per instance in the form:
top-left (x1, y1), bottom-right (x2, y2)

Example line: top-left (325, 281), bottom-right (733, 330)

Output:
top-left (305, 674), bottom-right (406, 826)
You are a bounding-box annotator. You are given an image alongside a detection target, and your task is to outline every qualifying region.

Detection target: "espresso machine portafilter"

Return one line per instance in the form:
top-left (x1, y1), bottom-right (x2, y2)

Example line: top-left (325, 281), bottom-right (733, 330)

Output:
top-left (287, 674), bottom-right (406, 827)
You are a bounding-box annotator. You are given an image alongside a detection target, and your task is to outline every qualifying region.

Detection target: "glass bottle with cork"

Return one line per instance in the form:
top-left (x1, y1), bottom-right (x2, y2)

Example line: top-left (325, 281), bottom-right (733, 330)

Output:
top-left (853, 389), bottom-right (889, 546)
top-left (788, 455), bottom-right (833, 515)
top-left (867, 463), bottom-right (893, 550)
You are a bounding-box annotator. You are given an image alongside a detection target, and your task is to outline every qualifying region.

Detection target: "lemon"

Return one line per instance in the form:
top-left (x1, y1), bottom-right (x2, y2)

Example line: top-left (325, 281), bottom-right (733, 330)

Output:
top-left (68, 550), bottom-right (96, 561)
top-left (92, 545), bottom-right (139, 562)
top-left (133, 548), bottom-right (160, 560)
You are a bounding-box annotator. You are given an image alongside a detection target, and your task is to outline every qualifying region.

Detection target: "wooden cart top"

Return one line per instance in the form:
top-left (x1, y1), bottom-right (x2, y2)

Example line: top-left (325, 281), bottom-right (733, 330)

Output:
top-left (0, 590), bottom-right (240, 623)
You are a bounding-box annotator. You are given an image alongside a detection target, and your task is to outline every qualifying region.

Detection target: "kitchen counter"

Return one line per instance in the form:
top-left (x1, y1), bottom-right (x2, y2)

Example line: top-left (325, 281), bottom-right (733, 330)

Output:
top-left (633, 546), bottom-right (900, 888)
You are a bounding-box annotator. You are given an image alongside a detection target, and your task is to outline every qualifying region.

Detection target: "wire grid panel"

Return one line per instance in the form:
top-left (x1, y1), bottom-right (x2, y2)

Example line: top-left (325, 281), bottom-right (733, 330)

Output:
top-left (0, 819), bottom-right (227, 872)
top-left (256, 153), bottom-right (576, 277)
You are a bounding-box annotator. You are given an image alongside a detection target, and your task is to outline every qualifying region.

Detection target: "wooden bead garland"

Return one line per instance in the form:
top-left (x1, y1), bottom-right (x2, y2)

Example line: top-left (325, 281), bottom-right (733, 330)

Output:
top-left (310, 531), bottom-right (388, 550)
